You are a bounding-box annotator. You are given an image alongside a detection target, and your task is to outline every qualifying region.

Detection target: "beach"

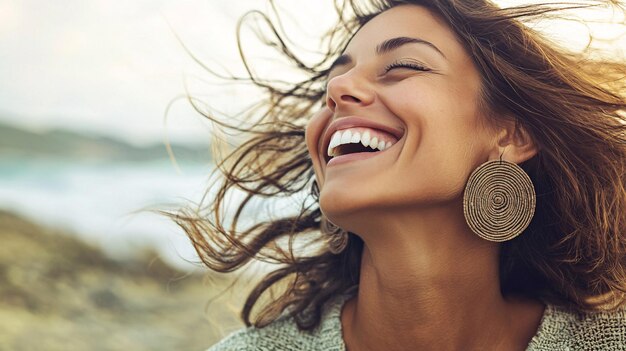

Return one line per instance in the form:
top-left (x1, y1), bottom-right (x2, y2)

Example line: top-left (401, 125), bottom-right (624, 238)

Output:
top-left (0, 210), bottom-right (246, 351)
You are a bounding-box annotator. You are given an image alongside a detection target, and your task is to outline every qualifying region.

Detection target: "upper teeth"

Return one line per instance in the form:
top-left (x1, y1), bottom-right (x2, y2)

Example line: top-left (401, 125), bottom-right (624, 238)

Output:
top-left (327, 127), bottom-right (397, 157)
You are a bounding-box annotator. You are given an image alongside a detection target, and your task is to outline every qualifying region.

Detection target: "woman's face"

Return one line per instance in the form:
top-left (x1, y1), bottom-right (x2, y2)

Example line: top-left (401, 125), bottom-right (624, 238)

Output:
top-left (305, 5), bottom-right (499, 224)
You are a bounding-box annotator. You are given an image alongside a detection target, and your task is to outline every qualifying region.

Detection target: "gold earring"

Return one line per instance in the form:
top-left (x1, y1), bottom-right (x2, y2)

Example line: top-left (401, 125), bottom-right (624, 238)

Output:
top-left (463, 156), bottom-right (536, 242)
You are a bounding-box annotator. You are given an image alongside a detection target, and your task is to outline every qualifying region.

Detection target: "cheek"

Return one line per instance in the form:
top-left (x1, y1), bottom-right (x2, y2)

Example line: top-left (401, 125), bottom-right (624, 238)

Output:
top-left (411, 124), bottom-right (492, 199)
top-left (305, 109), bottom-right (328, 152)
top-left (305, 108), bottom-right (332, 179)
top-left (396, 101), bottom-right (492, 200)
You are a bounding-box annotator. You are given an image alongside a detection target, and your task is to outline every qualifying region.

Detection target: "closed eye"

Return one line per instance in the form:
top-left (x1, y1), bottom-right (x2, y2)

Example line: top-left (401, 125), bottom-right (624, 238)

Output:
top-left (384, 60), bottom-right (430, 73)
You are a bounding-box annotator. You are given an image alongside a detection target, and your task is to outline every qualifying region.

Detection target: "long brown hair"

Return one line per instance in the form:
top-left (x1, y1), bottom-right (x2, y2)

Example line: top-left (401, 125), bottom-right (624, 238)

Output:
top-left (163, 0), bottom-right (626, 331)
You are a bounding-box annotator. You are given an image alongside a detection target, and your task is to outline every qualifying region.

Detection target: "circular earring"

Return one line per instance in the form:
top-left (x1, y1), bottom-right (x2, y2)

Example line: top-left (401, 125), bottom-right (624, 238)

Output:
top-left (463, 157), bottom-right (536, 242)
top-left (321, 216), bottom-right (349, 254)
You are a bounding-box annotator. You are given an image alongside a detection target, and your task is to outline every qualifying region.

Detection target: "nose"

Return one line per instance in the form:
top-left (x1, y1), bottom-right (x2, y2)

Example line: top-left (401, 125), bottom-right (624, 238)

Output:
top-left (325, 70), bottom-right (375, 112)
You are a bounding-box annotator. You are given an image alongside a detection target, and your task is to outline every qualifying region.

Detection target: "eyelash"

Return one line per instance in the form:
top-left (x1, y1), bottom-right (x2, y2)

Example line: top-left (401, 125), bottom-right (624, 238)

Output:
top-left (384, 60), bottom-right (429, 73)
top-left (323, 60), bottom-right (430, 89)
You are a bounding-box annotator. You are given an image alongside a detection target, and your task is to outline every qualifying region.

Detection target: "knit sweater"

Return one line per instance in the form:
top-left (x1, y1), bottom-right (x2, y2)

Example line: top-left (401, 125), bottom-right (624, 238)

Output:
top-left (207, 293), bottom-right (626, 351)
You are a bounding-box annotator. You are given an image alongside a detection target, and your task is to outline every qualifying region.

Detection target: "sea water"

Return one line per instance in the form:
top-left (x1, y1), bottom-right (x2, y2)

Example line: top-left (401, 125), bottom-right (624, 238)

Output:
top-left (0, 156), bottom-right (218, 270)
top-left (0, 156), bottom-right (315, 271)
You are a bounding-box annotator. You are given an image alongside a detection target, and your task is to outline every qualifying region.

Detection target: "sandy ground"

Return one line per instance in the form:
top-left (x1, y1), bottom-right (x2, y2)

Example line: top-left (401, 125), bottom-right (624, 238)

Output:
top-left (0, 211), bottom-right (248, 351)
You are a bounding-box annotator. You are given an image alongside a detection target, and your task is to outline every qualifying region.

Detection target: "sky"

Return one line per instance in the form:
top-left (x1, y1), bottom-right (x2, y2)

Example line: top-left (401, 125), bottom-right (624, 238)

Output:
top-left (0, 0), bottom-right (623, 146)
top-left (0, 0), bottom-right (335, 146)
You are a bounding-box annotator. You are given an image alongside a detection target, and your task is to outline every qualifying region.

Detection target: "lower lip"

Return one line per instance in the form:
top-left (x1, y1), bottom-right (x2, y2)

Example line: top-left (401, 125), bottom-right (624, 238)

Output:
top-left (326, 151), bottom-right (383, 167)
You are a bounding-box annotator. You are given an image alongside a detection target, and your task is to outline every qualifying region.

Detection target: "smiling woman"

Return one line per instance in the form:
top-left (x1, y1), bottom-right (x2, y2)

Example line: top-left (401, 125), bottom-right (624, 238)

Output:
top-left (164, 0), bottom-right (626, 350)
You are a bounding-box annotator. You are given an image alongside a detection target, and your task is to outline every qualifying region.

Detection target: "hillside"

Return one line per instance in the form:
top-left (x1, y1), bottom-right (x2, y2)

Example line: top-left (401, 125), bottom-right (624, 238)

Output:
top-left (0, 211), bottom-right (247, 351)
top-left (0, 121), bottom-right (211, 163)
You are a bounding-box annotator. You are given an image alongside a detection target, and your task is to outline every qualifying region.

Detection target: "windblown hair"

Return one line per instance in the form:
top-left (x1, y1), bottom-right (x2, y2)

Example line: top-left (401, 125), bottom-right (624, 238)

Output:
top-left (164, 0), bottom-right (626, 331)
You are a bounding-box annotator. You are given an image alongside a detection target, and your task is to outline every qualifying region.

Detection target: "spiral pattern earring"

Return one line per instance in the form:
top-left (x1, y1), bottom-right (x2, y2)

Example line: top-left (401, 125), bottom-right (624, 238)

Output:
top-left (462, 158), bottom-right (536, 242)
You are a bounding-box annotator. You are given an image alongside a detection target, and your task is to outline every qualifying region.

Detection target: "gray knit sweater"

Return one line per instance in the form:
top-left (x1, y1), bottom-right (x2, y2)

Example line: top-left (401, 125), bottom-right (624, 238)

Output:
top-left (207, 293), bottom-right (626, 350)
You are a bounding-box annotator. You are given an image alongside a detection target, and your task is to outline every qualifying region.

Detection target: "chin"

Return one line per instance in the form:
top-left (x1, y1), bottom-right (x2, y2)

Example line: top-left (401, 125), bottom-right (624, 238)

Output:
top-left (318, 186), bottom-right (385, 227)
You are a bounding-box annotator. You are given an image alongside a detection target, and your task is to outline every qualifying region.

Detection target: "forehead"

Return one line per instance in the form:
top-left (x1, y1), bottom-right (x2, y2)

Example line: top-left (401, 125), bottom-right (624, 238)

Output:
top-left (345, 5), bottom-right (465, 60)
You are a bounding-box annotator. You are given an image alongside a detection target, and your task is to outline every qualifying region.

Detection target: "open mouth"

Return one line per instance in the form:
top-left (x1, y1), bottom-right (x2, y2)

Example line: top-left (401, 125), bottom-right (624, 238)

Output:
top-left (324, 127), bottom-right (399, 164)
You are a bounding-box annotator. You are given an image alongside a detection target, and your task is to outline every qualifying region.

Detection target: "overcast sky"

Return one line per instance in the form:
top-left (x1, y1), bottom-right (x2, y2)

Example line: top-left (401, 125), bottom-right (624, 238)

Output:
top-left (0, 0), bottom-right (623, 146)
top-left (0, 0), bottom-right (335, 146)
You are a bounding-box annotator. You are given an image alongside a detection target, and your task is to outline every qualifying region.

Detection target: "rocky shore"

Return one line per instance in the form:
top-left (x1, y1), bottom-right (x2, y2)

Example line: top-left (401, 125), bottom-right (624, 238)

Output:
top-left (0, 211), bottom-right (246, 351)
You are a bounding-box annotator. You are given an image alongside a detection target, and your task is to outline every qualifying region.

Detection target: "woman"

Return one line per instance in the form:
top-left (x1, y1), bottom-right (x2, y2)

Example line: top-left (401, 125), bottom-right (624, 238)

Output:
top-left (168, 0), bottom-right (626, 350)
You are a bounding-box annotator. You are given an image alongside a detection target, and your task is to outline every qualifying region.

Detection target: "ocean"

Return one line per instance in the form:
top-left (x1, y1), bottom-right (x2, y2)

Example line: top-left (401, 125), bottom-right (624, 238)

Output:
top-left (0, 156), bottom-right (219, 270)
top-left (0, 155), bottom-right (314, 271)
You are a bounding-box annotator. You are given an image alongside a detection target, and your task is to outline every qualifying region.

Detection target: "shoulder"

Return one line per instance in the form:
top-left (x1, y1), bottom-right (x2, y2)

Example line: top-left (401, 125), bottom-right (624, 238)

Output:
top-left (527, 304), bottom-right (626, 351)
top-left (205, 294), bottom-right (350, 351)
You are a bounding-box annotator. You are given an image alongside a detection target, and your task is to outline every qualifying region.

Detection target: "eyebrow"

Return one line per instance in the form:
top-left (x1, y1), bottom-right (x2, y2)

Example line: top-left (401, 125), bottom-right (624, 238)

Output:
top-left (328, 36), bottom-right (446, 72)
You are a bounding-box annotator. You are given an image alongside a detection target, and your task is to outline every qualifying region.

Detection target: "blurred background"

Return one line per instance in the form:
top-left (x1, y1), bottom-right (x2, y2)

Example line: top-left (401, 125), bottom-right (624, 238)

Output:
top-left (0, 0), bottom-right (623, 350)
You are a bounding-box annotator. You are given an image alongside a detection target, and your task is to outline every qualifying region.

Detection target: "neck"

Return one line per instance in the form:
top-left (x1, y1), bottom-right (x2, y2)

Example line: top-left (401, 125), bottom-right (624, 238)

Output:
top-left (337, 202), bottom-right (544, 351)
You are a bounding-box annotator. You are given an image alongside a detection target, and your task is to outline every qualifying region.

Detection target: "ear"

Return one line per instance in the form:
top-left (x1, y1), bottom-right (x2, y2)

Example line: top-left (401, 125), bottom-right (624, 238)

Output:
top-left (490, 119), bottom-right (539, 163)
